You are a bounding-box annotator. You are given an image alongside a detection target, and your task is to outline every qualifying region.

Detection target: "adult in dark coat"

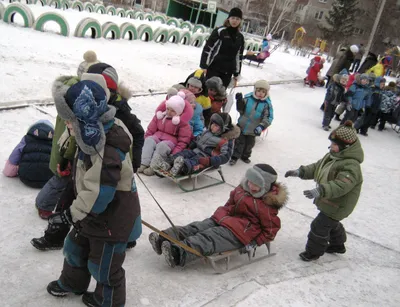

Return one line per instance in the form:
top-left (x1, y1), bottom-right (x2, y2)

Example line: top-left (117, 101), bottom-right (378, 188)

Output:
top-left (200, 8), bottom-right (245, 88)
top-left (357, 52), bottom-right (378, 74)
top-left (326, 45), bottom-right (359, 88)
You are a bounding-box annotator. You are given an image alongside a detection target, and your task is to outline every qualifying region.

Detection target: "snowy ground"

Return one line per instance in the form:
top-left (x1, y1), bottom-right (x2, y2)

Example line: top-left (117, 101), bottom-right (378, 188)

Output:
top-left (1, 2), bottom-right (400, 307)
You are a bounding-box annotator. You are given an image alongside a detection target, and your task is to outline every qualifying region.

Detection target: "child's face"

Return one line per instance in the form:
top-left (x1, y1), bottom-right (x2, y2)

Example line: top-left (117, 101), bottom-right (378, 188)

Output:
top-left (330, 141), bottom-right (340, 153)
top-left (361, 79), bottom-right (368, 85)
top-left (340, 77), bottom-right (348, 86)
top-left (255, 88), bottom-right (268, 99)
top-left (65, 121), bottom-right (75, 136)
top-left (187, 84), bottom-right (202, 95)
top-left (208, 88), bottom-right (217, 97)
top-left (248, 180), bottom-right (261, 194)
top-left (166, 107), bottom-right (177, 118)
top-left (210, 123), bottom-right (221, 134)
top-left (380, 82), bottom-right (385, 89)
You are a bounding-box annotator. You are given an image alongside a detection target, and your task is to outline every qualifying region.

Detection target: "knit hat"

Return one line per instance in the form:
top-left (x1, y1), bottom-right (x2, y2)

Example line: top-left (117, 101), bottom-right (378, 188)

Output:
top-left (328, 120), bottom-right (358, 150)
top-left (266, 33), bottom-right (272, 40)
top-left (209, 112), bottom-right (233, 135)
top-left (254, 80), bottom-right (270, 91)
top-left (27, 120), bottom-right (54, 141)
top-left (80, 73), bottom-right (111, 101)
top-left (242, 164), bottom-right (278, 198)
top-left (178, 89), bottom-right (196, 104)
top-left (87, 63), bottom-right (119, 91)
top-left (55, 80), bottom-right (115, 155)
top-left (368, 72), bottom-right (376, 83)
top-left (77, 51), bottom-right (100, 78)
top-left (157, 92), bottom-right (186, 125)
top-left (229, 7), bottom-right (243, 19)
top-left (374, 76), bottom-right (386, 87)
top-left (338, 69), bottom-right (349, 82)
top-left (358, 73), bottom-right (369, 82)
top-left (187, 77), bottom-right (203, 90)
top-left (350, 45), bottom-right (359, 54)
top-left (206, 77), bottom-right (225, 95)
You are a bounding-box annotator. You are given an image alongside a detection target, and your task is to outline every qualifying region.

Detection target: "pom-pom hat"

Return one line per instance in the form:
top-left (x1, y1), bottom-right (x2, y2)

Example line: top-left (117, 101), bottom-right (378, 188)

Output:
top-left (329, 120), bottom-right (358, 150)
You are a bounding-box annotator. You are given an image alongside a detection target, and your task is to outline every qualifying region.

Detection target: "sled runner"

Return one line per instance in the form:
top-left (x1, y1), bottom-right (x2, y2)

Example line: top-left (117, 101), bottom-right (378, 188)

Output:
top-left (154, 166), bottom-right (225, 192)
top-left (142, 220), bottom-right (276, 274)
top-left (244, 57), bottom-right (266, 68)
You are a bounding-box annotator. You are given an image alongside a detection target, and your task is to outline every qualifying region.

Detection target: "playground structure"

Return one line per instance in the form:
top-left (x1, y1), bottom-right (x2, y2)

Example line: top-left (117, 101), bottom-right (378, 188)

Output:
top-left (291, 26), bottom-right (306, 48)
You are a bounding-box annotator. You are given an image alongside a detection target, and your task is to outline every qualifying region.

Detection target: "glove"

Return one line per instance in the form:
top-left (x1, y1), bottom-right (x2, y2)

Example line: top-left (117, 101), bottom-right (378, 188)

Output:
top-left (346, 103), bottom-right (352, 111)
top-left (254, 125), bottom-right (264, 136)
top-left (235, 92), bottom-right (243, 101)
top-left (57, 160), bottom-right (71, 177)
top-left (284, 169), bottom-right (300, 178)
top-left (303, 188), bottom-right (321, 199)
top-left (48, 209), bottom-right (73, 227)
top-left (198, 157), bottom-right (210, 167)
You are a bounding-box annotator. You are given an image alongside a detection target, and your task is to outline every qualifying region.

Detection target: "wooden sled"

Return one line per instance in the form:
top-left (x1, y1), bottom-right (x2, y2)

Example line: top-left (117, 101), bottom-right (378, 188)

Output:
top-left (244, 57), bottom-right (266, 68)
top-left (154, 166), bottom-right (226, 192)
top-left (207, 242), bottom-right (275, 274)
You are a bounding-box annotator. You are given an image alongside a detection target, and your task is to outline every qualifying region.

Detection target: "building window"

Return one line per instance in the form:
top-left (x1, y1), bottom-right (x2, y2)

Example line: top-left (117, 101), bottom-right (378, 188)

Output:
top-left (315, 11), bottom-right (324, 19)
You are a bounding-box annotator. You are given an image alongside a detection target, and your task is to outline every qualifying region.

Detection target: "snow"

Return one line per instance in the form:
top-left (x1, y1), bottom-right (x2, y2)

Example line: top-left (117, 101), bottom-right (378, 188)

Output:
top-left (1, 1), bottom-right (400, 306)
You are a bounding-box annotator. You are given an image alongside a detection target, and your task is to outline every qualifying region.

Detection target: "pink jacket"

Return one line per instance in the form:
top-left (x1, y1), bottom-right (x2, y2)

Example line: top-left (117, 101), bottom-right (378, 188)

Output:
top-left (145, 99), bottom-right (194, 154)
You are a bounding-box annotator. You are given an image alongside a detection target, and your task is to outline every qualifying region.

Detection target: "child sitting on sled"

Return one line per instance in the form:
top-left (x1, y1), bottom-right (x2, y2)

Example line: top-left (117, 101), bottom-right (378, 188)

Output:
top-left (151, 112), bottom-right (240, 177)
top-left (148, 164), bottom-right (287, 268)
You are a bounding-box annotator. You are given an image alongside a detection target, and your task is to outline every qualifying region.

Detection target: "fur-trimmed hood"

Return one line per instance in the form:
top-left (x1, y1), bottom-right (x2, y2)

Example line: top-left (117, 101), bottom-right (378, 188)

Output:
top-left (221, 125), bottom-right (240, 140)
top-left (52, 76), bottom-right (116, 155)
top-left (262, 183), bottom-right (288, 210)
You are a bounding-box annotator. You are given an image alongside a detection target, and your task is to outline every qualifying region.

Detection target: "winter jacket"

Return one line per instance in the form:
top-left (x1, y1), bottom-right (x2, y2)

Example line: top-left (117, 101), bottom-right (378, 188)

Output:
top-left (325, 80), bottom-right (347, 106)
top-left (257, 40), bottom-right (270, 60)
top-left (237, 93), bottom-right (273, 135)
top-left (200, 26), bottom-right (245, 77)
top-left (308, 56), bottom-right (323, 83)
top-left (212, 183), bottom-right (287, 246)
top-left (366, 78), bottom-right (384, 113)
top-left (380, 90), bottom-right (396, 113)
top-left (358, 52), bottom-right (378, 73)
top-left (72, 119), bottom-right (142, 243)
top-left (190, 103), bottom-right (205, 137)
top-left (145, 100), bottom-right (193, 155)
top-left (299, 140), bottom-right (364, 221)
top-left (346, 82), bottom-right (369, 111)
top-left (3, 120), bottom-right (54, 188)
top-left (196, 94), bottom-right (211, 110)
top-left (193, 125), bottom-right (240, 168)
top-left (327, 47), bottom-right (354, 77)
top-left (108, 92), bottom-right (144, 171)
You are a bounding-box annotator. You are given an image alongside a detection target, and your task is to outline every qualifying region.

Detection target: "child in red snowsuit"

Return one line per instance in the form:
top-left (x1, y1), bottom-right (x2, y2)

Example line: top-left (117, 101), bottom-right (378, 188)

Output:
top-left (306, 56), bottom-right (325, 88)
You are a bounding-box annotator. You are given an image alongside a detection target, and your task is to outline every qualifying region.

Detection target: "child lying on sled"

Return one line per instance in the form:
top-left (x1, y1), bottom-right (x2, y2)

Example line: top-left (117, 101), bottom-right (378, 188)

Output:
top-left (148, 164), bottom-right (287, 267)
top-left (151, 112), bottom-right (240, 177)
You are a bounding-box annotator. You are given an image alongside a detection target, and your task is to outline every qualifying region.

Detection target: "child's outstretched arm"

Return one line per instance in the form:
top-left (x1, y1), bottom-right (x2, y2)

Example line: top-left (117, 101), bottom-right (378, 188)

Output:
top-left (3, 137), bottom-right (26, 177)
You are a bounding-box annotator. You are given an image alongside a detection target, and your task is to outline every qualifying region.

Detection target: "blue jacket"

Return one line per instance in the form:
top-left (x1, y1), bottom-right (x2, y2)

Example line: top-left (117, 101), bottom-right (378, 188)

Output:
top-left (237, 93), bottom-right (273, 136)
top-left (189, 103), bottom-right (205, 137)
top-left (366, 77), bottom-right (384, 111)
top-left (346, 83), bottom-right (369, 111)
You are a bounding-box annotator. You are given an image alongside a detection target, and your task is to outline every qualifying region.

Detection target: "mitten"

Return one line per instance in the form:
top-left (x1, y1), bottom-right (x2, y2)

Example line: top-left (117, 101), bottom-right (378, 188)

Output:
top-left (254, 125), bottom-right (264, 136)
top-left (235, 92), bottom-right (243, 101)
top-left (284, 169), bottom-right (300, 178)
top-left (346, 103), bottom-right (352, 111)
top-left (303, 188), bottom-right (321, 199)
top-left (198, 157), bottom-right (210, 167)
top-left (57, 160), bottom-right (71, 177)
top-left (48, 209), bottom-right (73, 226)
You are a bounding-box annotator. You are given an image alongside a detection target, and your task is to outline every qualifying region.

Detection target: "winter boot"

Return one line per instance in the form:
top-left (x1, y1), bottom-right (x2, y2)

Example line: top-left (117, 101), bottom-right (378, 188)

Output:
top-left (137, 164), bottom-right (148, 173)
top-left (161, 241), bottom-right (180, 268)
top-left (31, 223), bottom-right (70, 251)
top-left (126, 241), bottom-right (137, 249)
top-left (82, 292), bottom-right (101, 307)
top-left (47, 280), bottom-right (84, 297)
top-left (326, 244), bottom-right (346, 254)
top-left (241, 157), bottom-right (251, 164)
top-left (299, 251), bottom-right (320, 262)
top-left (143, 167), bottom-right (155, 176)
top-left (150, 153), bottom-right (171, 171)
top-left (334, 114), bottom-right (341, 121)
top-left (322, 126), bottom-right (330, 131)
top-left (31, 237), bottom-right (64, 251)
top-left (170, 156), bottom-right (185, 177)
top-left (149, 232), bottom-right (163, 255)
top-left (229, 158), bottom-right (237, 166)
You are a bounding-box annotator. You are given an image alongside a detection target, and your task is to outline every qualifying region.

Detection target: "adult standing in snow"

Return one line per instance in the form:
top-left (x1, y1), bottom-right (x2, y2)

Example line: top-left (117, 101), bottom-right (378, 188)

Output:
top-left (325, 45), bottom-right (359, 88)
top-left (200, 7), bottom-right (245, 88)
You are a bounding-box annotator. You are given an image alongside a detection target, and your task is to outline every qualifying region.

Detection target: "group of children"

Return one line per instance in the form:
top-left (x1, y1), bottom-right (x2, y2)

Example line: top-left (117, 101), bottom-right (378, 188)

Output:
top-left (321, 70), bottom-right (400, 136)
top-left (1, 50), bottom-right (368, 306)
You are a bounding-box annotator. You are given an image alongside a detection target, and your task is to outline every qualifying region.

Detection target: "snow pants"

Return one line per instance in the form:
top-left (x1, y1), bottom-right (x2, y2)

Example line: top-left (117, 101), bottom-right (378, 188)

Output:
top-left (306, 212), bottom-right (347, 256)
top-left (141, 138), bottom-right (172, 167)
top-left (59, 229), bottom-right (127, 306)
top-left (163, 218), bottom-right (243, 266)
top-left (172, 149), bottom-right (203, 175)
top-left (341, 108), bottom-right (359, 125)
top-left (232, 134), bottom-right (256, 160)
top-left (378, 112), bottom-right (392, 130)
top-left (205, 67), bottom-right (233, 89)
top-left (35, 175), bottom-right (70, 212)
top-left (322, 102), bottom-right (337, 127)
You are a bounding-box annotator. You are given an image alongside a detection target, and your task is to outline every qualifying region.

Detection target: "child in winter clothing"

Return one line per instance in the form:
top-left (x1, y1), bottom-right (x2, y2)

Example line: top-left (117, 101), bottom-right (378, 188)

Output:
top-left (152, 113), bottom-right (240, 177)
top-left (3, 120), bottom-right (54, 189)
top-left (285, 121), bottom-right (363, 261)
top-left (183, 69), bottom-right (212, 112)
top-left (341, 73), bottom-right (369, 124)
top-left (322, 69), bottom-right (349, 131)
top-left (377, 82), bottom-right (397, 131)
top-left (178, 88), bottom-right (204, 138)
top-left (204, 76), bottom-right (227, 126)
top-left (148, 164), bottom-right (287, 268)
top-left (355, 76), bottom-right (386, 136)
top-left (305, 56), bottom-right (325, 88)
top-left (231, 80), bottom-right (273, 165)
top-left (47, 80), bottom-right (142, 307)
top-left (139, 92), bottom-right (193, 176)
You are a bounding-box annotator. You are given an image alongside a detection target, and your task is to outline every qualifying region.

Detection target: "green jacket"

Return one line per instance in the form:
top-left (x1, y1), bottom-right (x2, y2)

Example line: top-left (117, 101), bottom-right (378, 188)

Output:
top-left (49, 76), bottom-right (79, 175)
top-left (299, 140), bottom-right (364, 221)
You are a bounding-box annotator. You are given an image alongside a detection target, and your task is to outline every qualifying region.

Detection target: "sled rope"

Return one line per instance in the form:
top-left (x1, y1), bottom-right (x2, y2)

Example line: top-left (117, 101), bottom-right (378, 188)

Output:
top-left (141, 220), bottom-right (206, 259)
top-left (136, 173), bottom-right (183, 240)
